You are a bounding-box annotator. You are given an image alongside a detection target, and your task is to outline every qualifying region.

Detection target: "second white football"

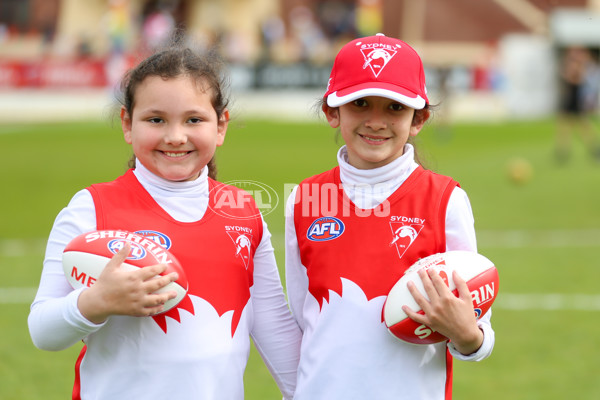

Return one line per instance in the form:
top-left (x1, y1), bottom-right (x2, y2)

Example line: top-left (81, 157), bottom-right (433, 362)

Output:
top-left (383, 251), bottom-right (499, 345)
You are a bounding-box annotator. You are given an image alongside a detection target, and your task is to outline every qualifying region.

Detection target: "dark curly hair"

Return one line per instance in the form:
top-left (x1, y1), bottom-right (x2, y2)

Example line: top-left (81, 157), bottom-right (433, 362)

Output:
top-left (118, 41), bottom-right (230, 180)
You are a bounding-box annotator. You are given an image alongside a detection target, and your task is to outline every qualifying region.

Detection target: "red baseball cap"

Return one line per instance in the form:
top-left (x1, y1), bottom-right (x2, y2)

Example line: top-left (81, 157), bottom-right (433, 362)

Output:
top-left (324, 33), bottom-right (428, 109)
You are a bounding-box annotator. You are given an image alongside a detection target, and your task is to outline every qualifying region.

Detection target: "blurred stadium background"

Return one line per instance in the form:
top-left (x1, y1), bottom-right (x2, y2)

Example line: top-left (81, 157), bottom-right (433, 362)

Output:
top-left (2, 1), bottom-right (600, 399)
top-left (1, 0), bottom-right (599, 122)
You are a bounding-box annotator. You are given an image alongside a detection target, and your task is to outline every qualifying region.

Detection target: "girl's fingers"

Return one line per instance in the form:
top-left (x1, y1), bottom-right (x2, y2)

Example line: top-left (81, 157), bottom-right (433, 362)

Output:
top-left (144, 273), bottom-right (179, 294)
top-left (452, 270), bottom-right (473, 303)
top-left (104, 242), bottom-right (131, 271)
top-left (416, 269), bottom-right (437, 300)
top-left (138, 265), bottom-right (179, 293)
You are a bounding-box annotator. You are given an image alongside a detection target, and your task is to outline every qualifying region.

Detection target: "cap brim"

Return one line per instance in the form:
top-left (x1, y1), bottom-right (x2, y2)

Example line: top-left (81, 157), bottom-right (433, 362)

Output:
top-left (327, 84), bottom-right (426, 110)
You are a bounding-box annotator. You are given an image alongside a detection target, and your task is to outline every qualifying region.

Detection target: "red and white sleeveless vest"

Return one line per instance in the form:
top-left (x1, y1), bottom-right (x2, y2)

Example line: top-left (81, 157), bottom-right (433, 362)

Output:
top-left (88, 169), bottom-right (263, 334)
top-left (294, 165), bottom-right (458, 306)
top-left (291, 165), bottom-right (459, 400)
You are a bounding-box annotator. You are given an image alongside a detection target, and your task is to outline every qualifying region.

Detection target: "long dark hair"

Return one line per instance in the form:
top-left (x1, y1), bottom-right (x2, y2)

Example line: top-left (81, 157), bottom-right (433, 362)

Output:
top-left (117, 42), bottom-right (230, 180)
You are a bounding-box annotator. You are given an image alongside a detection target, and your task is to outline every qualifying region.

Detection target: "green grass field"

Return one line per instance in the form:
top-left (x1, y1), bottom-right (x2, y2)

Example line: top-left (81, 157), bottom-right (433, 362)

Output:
top-left (1, 115), bottom-right (600, 399)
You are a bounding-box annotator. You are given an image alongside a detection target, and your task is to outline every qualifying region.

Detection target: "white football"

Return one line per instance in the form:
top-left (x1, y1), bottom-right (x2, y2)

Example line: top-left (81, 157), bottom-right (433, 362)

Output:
top-left (62, 230), bottom-right (188, 315)
top-left (383, 251), bottom-right (499, 345)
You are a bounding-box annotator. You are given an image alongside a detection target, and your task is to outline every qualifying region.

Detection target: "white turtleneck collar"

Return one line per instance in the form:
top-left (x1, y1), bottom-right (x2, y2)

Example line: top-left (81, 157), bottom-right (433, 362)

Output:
top-left (337, 144), bottom-right (419, 209)
top-left (132, 160), bottom-right (210, 222)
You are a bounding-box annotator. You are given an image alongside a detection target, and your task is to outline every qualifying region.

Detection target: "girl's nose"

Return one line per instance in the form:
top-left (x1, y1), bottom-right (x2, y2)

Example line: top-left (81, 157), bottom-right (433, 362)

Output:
top-left (364, 110), bottom-right (387, 131)
top-left (164, 125), bottom-right (188, 145)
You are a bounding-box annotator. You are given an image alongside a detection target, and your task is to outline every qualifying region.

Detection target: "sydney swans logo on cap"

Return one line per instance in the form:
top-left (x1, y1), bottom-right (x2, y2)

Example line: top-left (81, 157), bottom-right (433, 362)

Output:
top-left (358, 42), bottom-right (401, 78)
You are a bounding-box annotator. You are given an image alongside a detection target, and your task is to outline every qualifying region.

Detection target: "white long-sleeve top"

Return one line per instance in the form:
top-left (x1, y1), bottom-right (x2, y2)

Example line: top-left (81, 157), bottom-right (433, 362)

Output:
top-left (285, 144), bottom-right (494, 399)
top-left (29, 162), bottom-right (301, 400)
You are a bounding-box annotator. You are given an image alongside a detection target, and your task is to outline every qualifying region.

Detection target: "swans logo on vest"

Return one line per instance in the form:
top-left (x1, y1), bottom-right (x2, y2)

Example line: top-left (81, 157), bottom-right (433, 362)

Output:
top-left (225, 226), bottom-right (253, 268)
top-left (307, 217), bottom-right (345, 241)
top-left (388, 216), bottom-right (425, 259)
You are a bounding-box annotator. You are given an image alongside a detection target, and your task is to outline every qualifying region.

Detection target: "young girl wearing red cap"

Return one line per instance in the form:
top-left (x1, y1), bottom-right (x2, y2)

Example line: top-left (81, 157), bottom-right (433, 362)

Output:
top-left (285, 34), bottom-right (495, 399)
top-left (28, 44), bottom-right (301, 400)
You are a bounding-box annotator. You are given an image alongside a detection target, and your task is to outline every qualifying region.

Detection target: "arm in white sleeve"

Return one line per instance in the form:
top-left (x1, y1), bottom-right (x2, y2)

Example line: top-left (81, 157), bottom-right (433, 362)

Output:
top-left (250, 215), bottom-right (301, 400)
top-left (444, 186), bottom-right (495, 361)
top-left (284, 186), bottom-right (310, 332)
top-left (28, 189), bottom-right (106, 351)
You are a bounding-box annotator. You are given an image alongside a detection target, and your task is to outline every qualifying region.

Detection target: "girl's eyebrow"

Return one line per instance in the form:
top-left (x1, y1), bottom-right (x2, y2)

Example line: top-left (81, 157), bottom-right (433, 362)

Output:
top-left (138, 108), bottom-right (207, 115)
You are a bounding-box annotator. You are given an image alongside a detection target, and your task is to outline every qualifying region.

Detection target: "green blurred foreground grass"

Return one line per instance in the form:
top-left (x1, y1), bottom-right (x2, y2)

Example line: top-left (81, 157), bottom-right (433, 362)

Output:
top-left (1, 116), bottom-right (599, 399)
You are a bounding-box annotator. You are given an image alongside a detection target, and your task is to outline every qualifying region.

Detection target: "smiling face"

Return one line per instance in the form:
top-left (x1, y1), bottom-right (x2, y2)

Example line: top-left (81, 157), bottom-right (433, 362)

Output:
top-left (324, 96), bottom-right (428, 170)
top-left (121, 75), bottom-right (228, 182)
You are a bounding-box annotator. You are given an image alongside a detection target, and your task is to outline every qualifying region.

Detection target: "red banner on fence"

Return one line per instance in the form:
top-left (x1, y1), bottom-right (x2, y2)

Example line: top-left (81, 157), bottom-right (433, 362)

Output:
top-left (0, 59), bottom-right (110, 88)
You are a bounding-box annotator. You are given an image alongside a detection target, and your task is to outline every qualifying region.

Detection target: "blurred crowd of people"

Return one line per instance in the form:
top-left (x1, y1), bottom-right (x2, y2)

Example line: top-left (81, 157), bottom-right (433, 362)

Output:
top-left (1, 0), bottom-right (396, 90)
top-left (2, 0), bottom-right (600, 139)
top-left (0, 0), bottom-right (366, 66)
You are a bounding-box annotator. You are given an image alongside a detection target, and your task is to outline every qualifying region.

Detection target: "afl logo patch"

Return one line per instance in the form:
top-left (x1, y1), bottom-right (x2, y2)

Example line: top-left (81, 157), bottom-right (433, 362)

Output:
top-left (307, 217), bottom-right (345, 241)
top-left (107, 239), bottom-right (147, 260)
top-left (134, 230), bottom-right (172, 250)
